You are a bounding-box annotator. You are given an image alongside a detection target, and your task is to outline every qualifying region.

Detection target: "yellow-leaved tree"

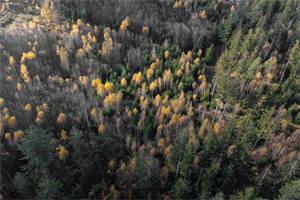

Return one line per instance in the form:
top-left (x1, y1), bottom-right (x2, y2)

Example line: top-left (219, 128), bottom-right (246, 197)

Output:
top-left (40, 0), bottom-right (58, 23)
top-left (101, 32), bottom-right (113, 56)
top-left (120, 17), bottom-right (130, 30)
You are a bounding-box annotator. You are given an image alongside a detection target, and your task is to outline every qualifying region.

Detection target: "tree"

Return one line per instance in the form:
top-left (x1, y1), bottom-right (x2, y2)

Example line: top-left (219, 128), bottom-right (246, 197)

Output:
top-left (171, 178), bottom-right (190, 199)
top-left (17, 126), bottom-right (56, 172)
top-left (218, 18), bottom-right (232, 45)
top-left (180, 143), bottom-right (194, 179)
top-left (212, 192), bottom-right (225, 200)
top-left (13, 127), bottom-right (57, 198)
top-left (135, 152), bottom-right (160, 198)
top-left (204, 44), bottom-right (214, 64)
top-left (281, 40), bottom-right (300, 80)
top-left (171, 130), bottom-right (188, 178)
top-left (214, 29), bottom-right (243, 102)
top-left (278, 179), bottom-right (300, 200)
top-left (229, 187), bottom-right (263, 200)
top-left (67, 128), bottom-right (112, 197)
top-left (35, 175), bottom-right (62, 200)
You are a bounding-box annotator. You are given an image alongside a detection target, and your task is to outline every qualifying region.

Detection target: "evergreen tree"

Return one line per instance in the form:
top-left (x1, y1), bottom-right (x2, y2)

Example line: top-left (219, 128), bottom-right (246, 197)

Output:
top-left (17, 126), bottom-right (56, 171)
top-left (171, 130), bottom-right (188, 178)
top-left (229, 187), bottom-right (263, 200)
top-left (171, 178), bottom-right (190, 199)
top-left (135, 152), bottom-right (160, 198)
top-left (204, 44), bottom-right (214, 64)
top-left (35, 175), bottom-right (62, 200)
top-left (278, 179), bottom-right (300, 200)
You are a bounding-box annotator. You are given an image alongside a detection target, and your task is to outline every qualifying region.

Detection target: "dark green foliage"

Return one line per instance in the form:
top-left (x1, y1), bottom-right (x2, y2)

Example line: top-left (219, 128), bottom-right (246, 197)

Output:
top-left (204, 44), bottom-right (214, 64)
top-left (212, 192), bottom-right (225, 200)
top-left (135, 152), bottom-right (160, 197)
top-left (171, 130), bottom-right (188, 165)
top-left (218, 18), bottom-right (232, 45)
top-left (103, 106), bottom-right (114, 117)
top-left (193, 35), bottom-right (205, 52)
top-left (12, 127), bottom-right (57, 198)
top-left (200, 88), bottom-right (210, 103)
top-left (199, 164), bottom-right (219, 198)
top-left (295, 112), bottom-right (300, 124)
top-left (17, 126), bottom-right (56, 171)
top-left (171, 178), bottom-right (190, 199)
top-left (35, 175), bottom-right (62, 200)
top-left (67, 128), bottom-right (112, 197)
top-left (1, 0), bottom-right (299, 199)
top-left (181, 73), bottom-right (194, 92)
top-left (229, 187), bottom-right (262, 200)
top-left (286, 41), bottom-right (300, 77)
top-left (181, 143), bottom-right (194, 178)
top-left (13, 172), bottom-right (34, 199)
top-left (278, 179), bottom-right (300, 200)
top-left (142, 108), bottom-right (157, 139)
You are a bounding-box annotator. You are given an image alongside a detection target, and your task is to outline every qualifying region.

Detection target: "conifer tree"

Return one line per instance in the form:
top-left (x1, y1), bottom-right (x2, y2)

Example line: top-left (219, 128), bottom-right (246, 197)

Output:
top-left (35, 175), bottom-right (62, 200)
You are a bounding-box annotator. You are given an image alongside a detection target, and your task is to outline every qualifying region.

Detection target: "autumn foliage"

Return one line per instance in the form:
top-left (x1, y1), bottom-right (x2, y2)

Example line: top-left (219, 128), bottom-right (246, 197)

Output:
top-left (0, 0), bottom-right (299, 199)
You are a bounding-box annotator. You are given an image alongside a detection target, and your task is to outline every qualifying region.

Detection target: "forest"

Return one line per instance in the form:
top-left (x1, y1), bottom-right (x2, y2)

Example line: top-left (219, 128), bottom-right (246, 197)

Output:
top-left (0, 0), bottom-right (299, 199)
